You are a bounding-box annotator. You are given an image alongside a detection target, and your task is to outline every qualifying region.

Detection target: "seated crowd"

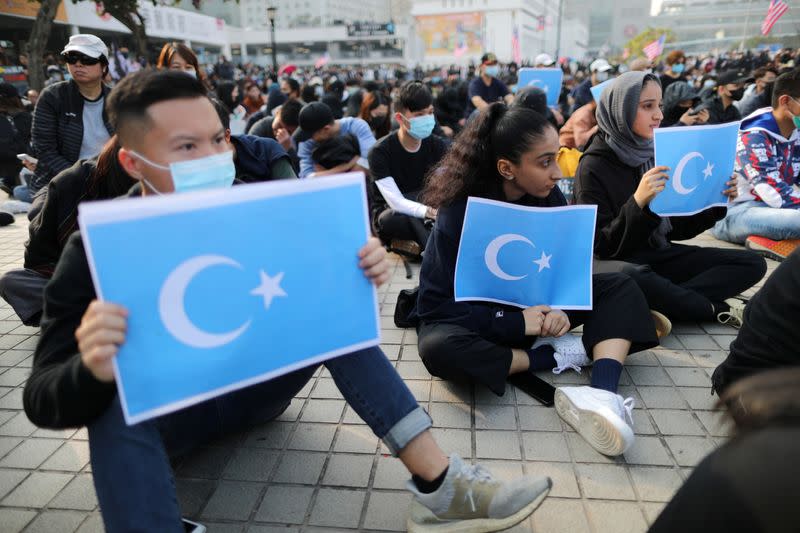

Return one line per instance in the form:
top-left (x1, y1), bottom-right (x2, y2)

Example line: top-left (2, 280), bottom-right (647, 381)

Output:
top-left (0, 33), bottom-right (798, 532)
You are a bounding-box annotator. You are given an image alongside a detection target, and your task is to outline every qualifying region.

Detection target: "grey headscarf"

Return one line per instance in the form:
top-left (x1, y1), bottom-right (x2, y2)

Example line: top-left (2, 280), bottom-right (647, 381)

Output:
top-left (595, 71), bottom-right (660, 169)
top-left (596, 71), bottom-right (672, 248)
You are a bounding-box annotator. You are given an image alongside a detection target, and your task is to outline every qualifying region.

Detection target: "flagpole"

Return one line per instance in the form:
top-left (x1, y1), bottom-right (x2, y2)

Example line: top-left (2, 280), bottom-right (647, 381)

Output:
top-left (555, 0), bottom-right (564, 59)
top-left (739, 0), bottom-right (756, 51)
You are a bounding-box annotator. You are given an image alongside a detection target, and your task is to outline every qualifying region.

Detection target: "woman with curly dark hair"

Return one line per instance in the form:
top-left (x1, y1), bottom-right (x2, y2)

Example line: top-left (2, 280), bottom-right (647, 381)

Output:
top-left (415, 103), bottom-right (661, 457)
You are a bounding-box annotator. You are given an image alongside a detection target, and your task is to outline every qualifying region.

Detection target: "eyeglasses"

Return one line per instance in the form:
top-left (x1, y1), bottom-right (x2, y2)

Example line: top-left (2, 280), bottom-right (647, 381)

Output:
top-left (63, 53), bottom-right (101, 66)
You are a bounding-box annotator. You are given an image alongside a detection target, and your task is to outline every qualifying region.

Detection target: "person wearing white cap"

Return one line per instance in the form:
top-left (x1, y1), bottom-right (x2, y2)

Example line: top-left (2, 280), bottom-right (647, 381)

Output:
top-left (569, 58), bottom-right (613, 113)
top-left (534, 53), bottom-right (555, 67)
top-left (27, 34), bottom-right (113, 200)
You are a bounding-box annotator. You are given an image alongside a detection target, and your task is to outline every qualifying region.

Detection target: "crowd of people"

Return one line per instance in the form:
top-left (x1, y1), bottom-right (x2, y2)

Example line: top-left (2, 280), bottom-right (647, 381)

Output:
top-left (0, 31), bottom-right (798, 532)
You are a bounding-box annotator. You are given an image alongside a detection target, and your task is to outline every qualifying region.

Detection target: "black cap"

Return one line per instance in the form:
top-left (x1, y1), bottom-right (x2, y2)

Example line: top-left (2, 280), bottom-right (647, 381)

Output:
top-left (717, 69), bottom-right (753, 86)
top-left (481, 52), bottom-right (498, 65)
top-left (0, 82), bottom-right (19, 99)
top-left (295, 102), bottom-right (335, 143)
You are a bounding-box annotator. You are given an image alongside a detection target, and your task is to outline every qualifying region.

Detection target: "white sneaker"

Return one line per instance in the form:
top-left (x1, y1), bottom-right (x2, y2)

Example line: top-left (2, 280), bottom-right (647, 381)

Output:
top-left (717, 297), bottom-right (747, 329)
top-left (554, 386), bottom-right (635, 456)
top-left (407, 454), bottom-right (552, 532)
top-left (532, 334), bottom-right (591, 374)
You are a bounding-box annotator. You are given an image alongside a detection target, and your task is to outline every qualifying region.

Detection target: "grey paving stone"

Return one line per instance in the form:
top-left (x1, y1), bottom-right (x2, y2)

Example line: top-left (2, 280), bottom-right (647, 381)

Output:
top-left (526, 461), bottom-right (580, 498)
top-left (475, 430), bottom-right (521, 460)
top-left (653, 348), bottom-right (699, 367)
top-left (176, 446), bottom-right (235, 480)
top-left (477, 459), bottom-right (524, 482)
top-left (41, 440), bottom-right (91, 472)
top-left (32, 427), bottom-right (77, 440)
top-left (429, 380), bottom-right (471, 403)
top-left (405, 380), bottom-right (431, 402)
top-left (676, 334), bottom-right (719, 350)
top-left (637, 387), bottom-right (688, 409)
top-left (678, 387), bottom-right (719, 410)
top-left (341, 406), bottom-right (367, 425)
top-left (201, 481), bottom-right (262, 521)
top-left (475, 383), bottom-right (517, 404)
top-left (309, 378), bottom-right (343, 400)
top-left (623, 436), bottom-right (674, 466)
top-left (363, 490), bottom-right (412, 531)
top-left (642, 501), bottom-right (667, 526)
top-left (222, 448), bottom-right (279, 482)
top-left (695, 411), bottom-right (733, 437)
top-left (625, 351), bottom-right (659, 366)
top-left (300, 399), bottom-right (345, 423)
top-left (0, 438), bottom-right (62, 469)
top-left (333, 424), bottom-right (379, 454)
top-left (308, 488), bottom-right (366, 528)
top-left (49, 474), bottom-right (98, 511)
top-left (0, 367), bottom-right (27, 387)
top-left (0, 468), bottom-right (27, 500)
top-left (585, 501), bottom-right (648, 533)
top-left (430, 428), bottom-right (472, 458)
top-left (247, 526), bottom-right (299, 533)
top-left (254, 485), bottom-right (314, 524)
top-left (518, 405), bottom-right (563, 431)
top-left (0, 410), bottom-right (14, 428)
top-left (24, 509), bottom-right (87, 533)
top-left (430, 402), bottom-right (471, 429)
top-left (627, 366), bottom-right (672, 386)
top-left (395, 361), bottom-right (431, 380)
top-left (565, 433), bottom-right (615, 464)
top-left (665, 436), bottom-right (716, 467)
top-left (372, 456), bottom-right (408, 490)
top-left (0, 387), bottom-right (22, 409)
top-left (650, 409), bottom-right (706, 436)
top-left (74, 513), bottom-right (104, 533)
top-left (665, 367), bottom-right (711, 387)
top-left (631, 410), bottom-right (657, 435)
top-left (690, 350), bottom-right (728, 368)
top-left (0, 436), bottom-right (21, 459)
top-left (287, 423), bottom-right (336, 452)
top-left (575, 464), bottom-right (636, 500)
top-left (531, 498), bottom-right (592, 533)
top-left (474, 404), bottom-right (517, 431)
top-left (273, 451), bottom-right (326, 484)
top-left (629, 466), bottom-right (683, 502)
top-left (243, 421), bottom-right (294, 449)
top-left (201, 523), bottom-right (244, 532)
top-left (321, 454), bottom-right (374, 487)
top-left (522, 432), bottom-right (571, 462)
top-left (2, 471), bottom-right (73, 507)
top-left (0, 508), bottom-right (37, 533)
top-left (0, 412), bottom-right (37, 437)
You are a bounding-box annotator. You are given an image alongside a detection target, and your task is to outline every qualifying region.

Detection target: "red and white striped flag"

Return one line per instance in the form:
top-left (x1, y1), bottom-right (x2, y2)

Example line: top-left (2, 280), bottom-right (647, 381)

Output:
top-left (761, 0), bottom-right (789, 36)
top-left (643, 35), bottom-right (665, 61)
top-left (511, 27), bottom-right (522, 65)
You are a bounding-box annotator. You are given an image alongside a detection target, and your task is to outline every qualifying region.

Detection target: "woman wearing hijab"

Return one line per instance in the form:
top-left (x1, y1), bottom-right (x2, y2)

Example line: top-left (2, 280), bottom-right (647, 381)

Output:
top-left (415, 103), bottom-right (660, 457)
top-left (574, 72), bottom-right (766, 328)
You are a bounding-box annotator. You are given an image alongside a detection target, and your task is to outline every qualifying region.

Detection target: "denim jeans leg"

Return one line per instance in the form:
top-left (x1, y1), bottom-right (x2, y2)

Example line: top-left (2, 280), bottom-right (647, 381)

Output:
top-left (12, 185), bottom-right (31, 203)
top-left (88, 395), bottom-right (184, 533)
top-left (324, 346), bottom-right (431, 455)
top-left (713, 201), bottom-right (800, 243)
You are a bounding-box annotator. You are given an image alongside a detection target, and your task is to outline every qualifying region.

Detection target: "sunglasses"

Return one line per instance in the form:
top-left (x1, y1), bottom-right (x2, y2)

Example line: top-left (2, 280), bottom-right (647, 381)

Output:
top-left (63, 53), bottom-right (101, 66)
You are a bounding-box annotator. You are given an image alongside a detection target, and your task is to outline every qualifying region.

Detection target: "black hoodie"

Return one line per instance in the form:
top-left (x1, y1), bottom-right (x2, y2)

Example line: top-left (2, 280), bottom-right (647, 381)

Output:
top-left (574, 133), bottom-right (726, 260)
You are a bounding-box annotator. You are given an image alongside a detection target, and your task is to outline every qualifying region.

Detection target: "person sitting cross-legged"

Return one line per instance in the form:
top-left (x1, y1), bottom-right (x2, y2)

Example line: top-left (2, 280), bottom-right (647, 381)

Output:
top-left (23, 69), bottom-right (552, 533)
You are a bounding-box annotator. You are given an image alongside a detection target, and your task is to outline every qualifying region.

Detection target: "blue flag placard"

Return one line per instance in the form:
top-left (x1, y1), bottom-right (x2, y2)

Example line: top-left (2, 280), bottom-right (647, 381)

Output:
top-left (590, 78), bottom-right (615, 102)
top-left (79, 173), bottom-right (380, 424)
top-left (650, 122), bottom-right (740, 216)
top-left (454, 198), bottom-right (597, 310)
top-left (517, 68), bottom-right (563, 107)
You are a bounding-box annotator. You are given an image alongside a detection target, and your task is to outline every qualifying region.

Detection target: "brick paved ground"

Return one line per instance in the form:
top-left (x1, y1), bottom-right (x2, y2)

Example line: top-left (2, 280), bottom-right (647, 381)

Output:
top-left (0, 217), bottom-right (778, 533)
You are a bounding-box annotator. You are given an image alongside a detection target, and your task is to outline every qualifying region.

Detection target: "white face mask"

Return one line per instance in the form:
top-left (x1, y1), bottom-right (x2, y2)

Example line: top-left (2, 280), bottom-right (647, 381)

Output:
top-left (184, 69), bottom-right (197, 79)
top-left (595, 70), bottom-right (609, 82)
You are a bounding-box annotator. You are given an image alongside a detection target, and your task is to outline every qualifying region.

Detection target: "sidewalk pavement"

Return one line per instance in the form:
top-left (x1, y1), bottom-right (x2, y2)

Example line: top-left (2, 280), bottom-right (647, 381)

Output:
top-left (0, 219), bottom-right (778, 533)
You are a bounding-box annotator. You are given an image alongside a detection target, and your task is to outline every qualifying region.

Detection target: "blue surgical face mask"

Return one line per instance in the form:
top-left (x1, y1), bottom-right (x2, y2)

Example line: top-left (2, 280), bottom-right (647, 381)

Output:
top-left (791, 98), bottom-right (800, 130)
top-left (595, 70), bottom-right (609, 82)
top-left (407, 114), bottom-right (436, 140)
top-left (703, 79), bottom-right (716, 89)
top-left (484, 65), bottom-right (500, 78)
top-left (672, 63), bottom-right (685, 74)
top-left (130, 150), bottom-right (236, 194)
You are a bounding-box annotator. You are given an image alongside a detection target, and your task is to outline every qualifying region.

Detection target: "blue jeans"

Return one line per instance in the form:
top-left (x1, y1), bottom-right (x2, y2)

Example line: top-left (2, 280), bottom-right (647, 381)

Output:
top-left (12, 185), bottom-right (32, 204)
top-left (88, 347), bottom-right (430, 532)
top-left (712, 200), bottom-right (800, 244)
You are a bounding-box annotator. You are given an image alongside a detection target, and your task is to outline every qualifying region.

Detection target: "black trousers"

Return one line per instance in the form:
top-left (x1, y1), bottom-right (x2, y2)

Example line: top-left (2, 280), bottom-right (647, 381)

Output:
top-left (417, 273), bottom-right (659, 395)
top-left (623, 244), bottom-right (766, 322)
top-left (375, 209), bottom-right (431, 251)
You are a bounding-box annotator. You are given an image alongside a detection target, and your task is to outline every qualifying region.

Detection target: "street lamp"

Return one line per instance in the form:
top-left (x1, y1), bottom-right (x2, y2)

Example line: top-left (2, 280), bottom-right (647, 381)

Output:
top-left (267, 5), bottom-right (278, 74)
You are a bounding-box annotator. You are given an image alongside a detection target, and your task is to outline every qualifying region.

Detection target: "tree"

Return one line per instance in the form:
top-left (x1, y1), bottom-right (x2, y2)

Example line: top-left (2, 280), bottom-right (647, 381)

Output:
top-left (622, 27), bottom-right (677, 62)
top-left (96, 1), bottom-right (149, 61)
top-left (26, 0), bottom-right (62, 91)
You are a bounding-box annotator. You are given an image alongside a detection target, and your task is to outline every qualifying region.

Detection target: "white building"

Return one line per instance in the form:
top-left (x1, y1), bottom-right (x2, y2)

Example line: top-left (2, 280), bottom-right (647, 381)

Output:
top-left (238, 0), bottom-right (392, 30)
top-left (409, 0), bottom-right (587, 66)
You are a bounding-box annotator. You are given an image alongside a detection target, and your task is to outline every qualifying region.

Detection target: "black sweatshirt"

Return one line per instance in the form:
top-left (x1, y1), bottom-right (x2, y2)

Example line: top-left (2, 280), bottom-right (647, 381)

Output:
top-left (574, 133), bottom-right (726, 260)
top-left (414, 188), bottom-right (566, 346)
top-left (23, 231), bottom-right (117, 429)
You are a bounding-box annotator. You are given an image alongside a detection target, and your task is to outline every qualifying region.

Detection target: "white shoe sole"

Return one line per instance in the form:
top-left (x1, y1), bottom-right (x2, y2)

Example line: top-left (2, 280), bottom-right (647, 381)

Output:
top-left (406, 478), bottom-right (552, 533)
top-left (554, 389), bottom-right (633, 457)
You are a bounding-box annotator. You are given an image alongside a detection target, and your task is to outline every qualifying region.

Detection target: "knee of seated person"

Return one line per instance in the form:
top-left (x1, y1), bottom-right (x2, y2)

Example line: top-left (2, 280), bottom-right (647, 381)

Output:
top-left (418, 325), bottom-right (468, 366)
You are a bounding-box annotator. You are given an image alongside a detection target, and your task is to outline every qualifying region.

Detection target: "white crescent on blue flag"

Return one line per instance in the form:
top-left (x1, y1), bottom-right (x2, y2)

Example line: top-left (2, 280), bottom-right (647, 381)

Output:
top-left (454, 198), bottom-right (597, 310)
top-left (78, 173), bottom-right (380, 424)
top-left (517, 68), bottom-right (563, 107)
top-left (650, 122), bottom-right (740, 216)
top-left (590, 78), bottom-right (615, 102)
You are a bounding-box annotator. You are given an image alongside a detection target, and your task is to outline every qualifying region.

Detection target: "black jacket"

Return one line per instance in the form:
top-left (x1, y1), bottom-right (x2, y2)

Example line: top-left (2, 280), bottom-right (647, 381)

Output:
top-left (414, 188), bottom-right (566, 346)
top-left (0, 110), bottom-right (32, 179)
top-left (30, 80), bottom-right (113, 193)
top-left (24, 158), bottom-right (134, 277)
top-left (574, 133), bottom-right (726, 259)
top-left (706, 95), bottom-right (742, 125)
top-left (230, 134), bottom-right (294, 182)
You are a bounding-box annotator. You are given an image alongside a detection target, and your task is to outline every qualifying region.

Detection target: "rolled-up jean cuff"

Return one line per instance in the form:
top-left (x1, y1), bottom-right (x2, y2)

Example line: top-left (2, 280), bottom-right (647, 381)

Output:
top-left (382, 406), bottom-right (432, 456)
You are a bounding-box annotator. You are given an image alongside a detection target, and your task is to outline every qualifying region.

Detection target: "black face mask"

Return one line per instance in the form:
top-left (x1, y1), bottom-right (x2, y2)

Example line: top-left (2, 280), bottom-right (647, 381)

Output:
top-left (728, 88), bottom-right (745, 101)
top-left (370, 115), bottom-right (387, 130)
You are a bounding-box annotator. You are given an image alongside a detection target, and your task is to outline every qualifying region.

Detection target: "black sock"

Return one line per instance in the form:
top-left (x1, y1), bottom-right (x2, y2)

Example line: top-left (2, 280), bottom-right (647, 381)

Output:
top-left (526, 344), bottom-right (557, 372)
top-left (590, 358), bottom-right (623, 393)
top-left (413, 466), bottom-right (449, 494)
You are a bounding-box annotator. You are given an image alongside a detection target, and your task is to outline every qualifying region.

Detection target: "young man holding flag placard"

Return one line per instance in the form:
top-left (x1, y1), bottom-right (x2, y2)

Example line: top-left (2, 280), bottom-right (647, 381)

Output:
top-left (22, 70), bottom-right (552, 533)
top-left (712, 69), bottom-right (800, 261)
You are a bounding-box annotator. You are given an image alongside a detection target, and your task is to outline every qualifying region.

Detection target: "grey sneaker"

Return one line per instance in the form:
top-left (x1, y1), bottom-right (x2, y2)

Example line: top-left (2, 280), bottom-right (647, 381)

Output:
top-left (406, 454), bottom-right (551, 532)
top-left (717, 297), bottom-right (747, 329)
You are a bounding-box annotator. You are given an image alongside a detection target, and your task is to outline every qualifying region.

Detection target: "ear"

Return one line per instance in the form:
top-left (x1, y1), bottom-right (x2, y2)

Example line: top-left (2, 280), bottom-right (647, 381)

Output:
top-left (117, 147), bottom-right (145, 181)
top-left (225, 129), bottom-right (232, 143)
top-left (394, 111), bottom-right (407, 127)
top-left (496, 159), bottom-right (515, 181)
